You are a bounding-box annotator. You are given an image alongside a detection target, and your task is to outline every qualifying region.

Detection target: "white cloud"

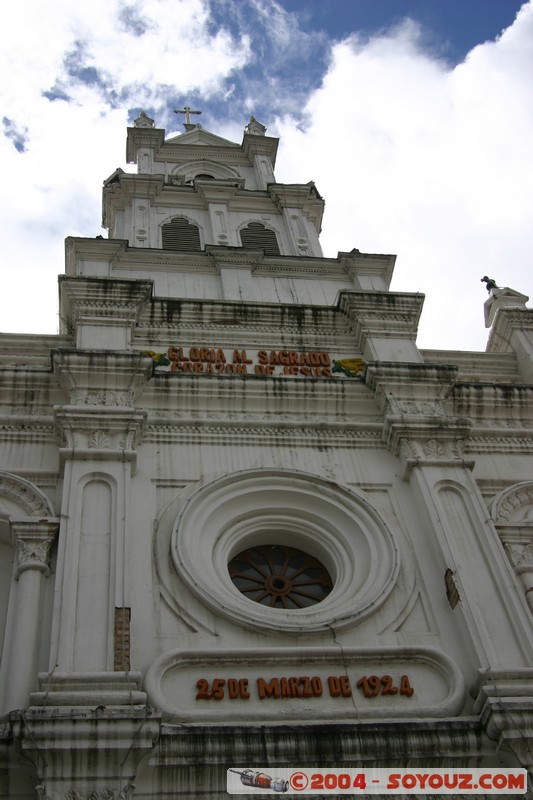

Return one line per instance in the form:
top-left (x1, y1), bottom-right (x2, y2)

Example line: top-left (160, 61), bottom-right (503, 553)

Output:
top-left (274, 6), bottom-right (533, 350)
top-left (0, 0), bottom-right (250, 335)
top-left (0, 0), bottom-right (531, 355)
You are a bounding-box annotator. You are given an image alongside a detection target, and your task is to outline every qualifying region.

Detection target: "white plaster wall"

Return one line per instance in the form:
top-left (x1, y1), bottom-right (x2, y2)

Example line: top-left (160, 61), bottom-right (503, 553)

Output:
top-left (125, 426), bottom-right (481, 717)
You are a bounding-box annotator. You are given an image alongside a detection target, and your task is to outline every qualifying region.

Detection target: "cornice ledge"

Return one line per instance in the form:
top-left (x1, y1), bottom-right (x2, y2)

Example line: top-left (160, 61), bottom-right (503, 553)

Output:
top-left (59, 277), bottom-right (153, 338)
top-left (337, 252), bottom-right (397, 290)
top-left (487, 307), bottom-right (533, 354)
top-left (205, 245), bottom-right (264, 271)
top-left (338, 292), bottom-right (424, 344)
top-left (126, 125), bottom-right (166, 162)
top-left (65, 237), bottom-right (128, 274)
top-left (365, 362), bottom-right (459, 404)
top-left (242, 133), bottom-right (279, 165)
top-left (473, 670), bottom-right (533, 763)
top-left (268, 182), bottom-right (324, 229)
top-left (51, 349), bottom-right (153, 404)
top-left (145, 422), bottom-right (384, 448)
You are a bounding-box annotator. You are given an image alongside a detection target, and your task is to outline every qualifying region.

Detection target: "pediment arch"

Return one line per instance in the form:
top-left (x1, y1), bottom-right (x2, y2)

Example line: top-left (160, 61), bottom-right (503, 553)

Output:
top-left (491, 482), bottom-right (533, 524)
top-left (0, 472), bottom-right (55, 519)
top-left (170, 159), bottom-right (240, 184)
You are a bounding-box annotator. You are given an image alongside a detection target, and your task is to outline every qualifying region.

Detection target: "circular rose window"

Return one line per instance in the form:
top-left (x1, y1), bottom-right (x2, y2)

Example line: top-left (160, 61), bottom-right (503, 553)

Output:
top-left (229, 545), bottom-right (332, 609)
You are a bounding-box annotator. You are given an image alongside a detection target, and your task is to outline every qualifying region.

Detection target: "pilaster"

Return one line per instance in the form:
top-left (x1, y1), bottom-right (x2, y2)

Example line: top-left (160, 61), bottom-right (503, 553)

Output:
top-left (365, 360), bottom-right (533, 770)
top-left (50, 351), bottom-right (152, 673)
top-left (365, 361), bottom-right (533, 679)
top-left (269, 183), bottom-right (324, 238)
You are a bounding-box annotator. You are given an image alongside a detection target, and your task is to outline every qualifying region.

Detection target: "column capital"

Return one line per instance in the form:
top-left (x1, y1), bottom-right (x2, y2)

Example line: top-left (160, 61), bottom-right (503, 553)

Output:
top-left (52, 350), bottom-right (153, 406)
top-left (364, 362), bottom-right (473, 476)
top-left (11, 519), bottom-right (59, 578)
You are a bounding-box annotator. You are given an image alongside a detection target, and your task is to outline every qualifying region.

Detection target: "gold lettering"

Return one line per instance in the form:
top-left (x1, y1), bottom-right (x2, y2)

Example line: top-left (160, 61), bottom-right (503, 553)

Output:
top-left (289, 351), bottom-right (300, 366)
top-left (257, 677), bottom-right (280, 699)
top-left (289, 677), bottom-right (301, 698)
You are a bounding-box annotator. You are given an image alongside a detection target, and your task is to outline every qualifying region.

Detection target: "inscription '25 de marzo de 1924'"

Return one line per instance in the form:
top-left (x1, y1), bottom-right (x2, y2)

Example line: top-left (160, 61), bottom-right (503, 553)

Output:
top-left (195, 674), bottom-right (414, 701)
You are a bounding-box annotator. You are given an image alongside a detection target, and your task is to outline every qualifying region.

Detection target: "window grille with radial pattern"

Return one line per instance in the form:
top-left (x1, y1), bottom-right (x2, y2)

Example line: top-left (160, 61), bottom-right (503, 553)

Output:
top-left (229, 545), bottom-right (332, 609)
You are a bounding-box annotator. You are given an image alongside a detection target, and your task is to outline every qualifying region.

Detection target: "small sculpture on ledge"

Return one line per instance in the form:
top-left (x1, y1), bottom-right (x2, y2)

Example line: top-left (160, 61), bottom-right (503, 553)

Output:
top-left (481, 276), bottom-right (499, 293)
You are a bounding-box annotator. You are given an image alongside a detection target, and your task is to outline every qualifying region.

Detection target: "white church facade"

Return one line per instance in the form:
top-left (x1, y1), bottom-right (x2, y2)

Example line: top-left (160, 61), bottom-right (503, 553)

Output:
top-left (1, 112), bottom-right (533, 798)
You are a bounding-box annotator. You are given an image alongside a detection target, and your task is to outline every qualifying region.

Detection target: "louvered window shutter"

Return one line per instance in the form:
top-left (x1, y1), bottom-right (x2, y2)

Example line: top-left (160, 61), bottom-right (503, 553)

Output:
top-left (240, 222), bottom-right (280, 255)
top-left (162, 217), bottom-right (201, 251)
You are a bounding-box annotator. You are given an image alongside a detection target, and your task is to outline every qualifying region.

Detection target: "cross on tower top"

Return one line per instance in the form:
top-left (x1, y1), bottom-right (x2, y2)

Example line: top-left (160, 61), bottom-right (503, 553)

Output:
top-left (174, 105), bottom-right (202, 131)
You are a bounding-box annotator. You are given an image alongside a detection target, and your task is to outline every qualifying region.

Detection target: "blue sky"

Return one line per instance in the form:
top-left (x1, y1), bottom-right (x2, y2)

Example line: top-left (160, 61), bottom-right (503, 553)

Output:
top-left (0, 0), bottom-right (532, 350)
top-left (280, 0), bottom-right (525, 63)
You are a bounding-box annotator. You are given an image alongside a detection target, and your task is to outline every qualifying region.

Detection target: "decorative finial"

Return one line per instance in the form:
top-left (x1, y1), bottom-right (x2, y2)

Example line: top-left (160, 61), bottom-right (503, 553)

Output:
top-left (245, 116), bottom-right (267, 136)
top-left (481, 276), bottom-right (499, 293)
top-left (174, 105), bottom-right (202, 131)
top-left (134, 110), bottom-right (155, 128)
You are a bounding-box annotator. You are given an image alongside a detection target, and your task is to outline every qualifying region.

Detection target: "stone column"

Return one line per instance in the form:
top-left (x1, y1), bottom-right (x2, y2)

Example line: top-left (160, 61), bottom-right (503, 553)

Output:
top-left (3, 520), bottom-right (58, 710)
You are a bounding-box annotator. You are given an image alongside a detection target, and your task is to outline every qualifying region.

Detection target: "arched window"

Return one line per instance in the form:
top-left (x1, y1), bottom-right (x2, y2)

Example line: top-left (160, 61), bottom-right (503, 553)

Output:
top-left (162, 217), bottom-right (201, 251)
top-left (240, 222), bottom-right (280, 255)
